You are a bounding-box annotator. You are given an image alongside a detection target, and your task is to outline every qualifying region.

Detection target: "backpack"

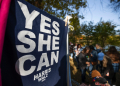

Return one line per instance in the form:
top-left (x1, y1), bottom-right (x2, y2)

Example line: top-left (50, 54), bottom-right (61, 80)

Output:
top-left (97, 51), bottom-right (104, 61)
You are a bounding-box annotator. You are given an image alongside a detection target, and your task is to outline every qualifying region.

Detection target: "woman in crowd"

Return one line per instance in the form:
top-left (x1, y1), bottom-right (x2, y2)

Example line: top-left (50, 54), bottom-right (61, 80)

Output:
top-left (102, 55), bottom-right (114, 85)
top-left (75, 44), bottom-right (82, 57)
top-left (89, 45), bottom-right (98, 69)
top-left (75, 44), bottom-right (81, 68)
top-left (105, 46), bottom-right (120, 84)
top-left (78, 46), bottom-right (91, 83)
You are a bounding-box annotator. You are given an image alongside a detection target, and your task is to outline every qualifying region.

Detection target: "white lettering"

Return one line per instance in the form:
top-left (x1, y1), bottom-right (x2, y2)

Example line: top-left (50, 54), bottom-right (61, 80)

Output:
top-left (52, 36), bottom-right (59, 50)
top-left (37, 53), bottom-right (50, 71)
top-left (15, 55), bottom-right (36, 76)
top-left (34, 74), bottom-right (39, 80)
top-left (40, 14), bottom-right (51, 34)
top-left (38, 33), bottom-right (51, 51)
top-left (18, 1), bottom-right (40, 29)
top-left (52, 21), bottom-right (60, 36)
top-left (51, 51), bottom-right (59, 65)
top-left (16, 30), bottom-right (36, 53)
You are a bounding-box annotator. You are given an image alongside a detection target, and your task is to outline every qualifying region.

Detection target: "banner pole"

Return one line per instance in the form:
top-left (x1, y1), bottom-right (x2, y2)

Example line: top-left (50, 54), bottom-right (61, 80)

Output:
top-left (67, 29), bottom-right (69, 86)
top-left (65, 16), bottom-right (72, 86)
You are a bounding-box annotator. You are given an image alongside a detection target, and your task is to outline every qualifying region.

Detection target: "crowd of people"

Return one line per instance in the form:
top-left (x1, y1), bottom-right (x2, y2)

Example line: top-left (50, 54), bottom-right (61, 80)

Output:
top-left (69, 43), bottom-right (120, 86)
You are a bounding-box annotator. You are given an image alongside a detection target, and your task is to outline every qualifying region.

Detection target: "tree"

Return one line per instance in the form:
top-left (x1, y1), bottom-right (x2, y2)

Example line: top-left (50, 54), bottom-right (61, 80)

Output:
top-left (106, 35), bottom-right (120, 46)
top-left (106, 29), bottom-right (120, 46)
top-left (108, 0), bottom-right (120, 18)
top-left (109, 0), bottom-right (120, 12)
top-left (26, 0), bottom-right (87, 19)
top-left (68, 16), bottom-right (81, 44)
top-left (25, 0), bottom-right (88, 45)
top-left (80, 21), bottom-right (94, 45)
top-left (92, 20), bottom-right (116, 47)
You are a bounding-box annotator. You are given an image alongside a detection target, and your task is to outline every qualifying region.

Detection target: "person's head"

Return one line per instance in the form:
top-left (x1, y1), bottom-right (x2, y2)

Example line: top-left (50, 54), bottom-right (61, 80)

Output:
top-left (91, 70), bottom-right (109, 86)
top-left (75, 43), bottom-right (77, 46)
top-left (89, 45), bottom-right (95, 52)
top-left (69, 42), bottom-right (71, 45)
top-left (107, 46), bottom-right (120, 63)
top-left (96, 44), bottom-right (100, 49)
top-left (91, 70), bottom-right (101, 78)
top-left (77, 44), bottom-right (81, 50)
top-left (108, 46), bottom-right (117, 53)
top-left (82, 46), bottom-right (90, 54)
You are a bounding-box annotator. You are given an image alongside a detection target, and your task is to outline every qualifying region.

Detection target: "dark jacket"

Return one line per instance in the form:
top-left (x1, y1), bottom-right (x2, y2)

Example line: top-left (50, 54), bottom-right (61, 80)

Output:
top-left (96, 49), bottom-right (101, 54)
top-left (78, 53), bottom-right (88, 69)
top-left (69, 45), bottom-right (73, 53)
top-left (103, 58), bottom-right (114, 80)
top-left (90, 50), bottom-right (98, 62)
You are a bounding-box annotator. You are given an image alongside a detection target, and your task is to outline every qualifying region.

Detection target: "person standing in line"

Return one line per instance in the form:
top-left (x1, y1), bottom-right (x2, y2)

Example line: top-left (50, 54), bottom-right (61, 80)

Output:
top-left (73, 43), bottom-right (77, 59)
top-left (89, 45), bottom-right (98, 70)
top-left (75, 44), bottom-right (83, 69)
top-left (95, 44), bottom-right (101, 53)
top-left (105, 46), bottom-right (120, 85)
top-left (96, 44), bottom-right (104, 74)
top-left (78, 46), bottom-right (90, 83)
top-left (102, 55), bottom-right (114, 85)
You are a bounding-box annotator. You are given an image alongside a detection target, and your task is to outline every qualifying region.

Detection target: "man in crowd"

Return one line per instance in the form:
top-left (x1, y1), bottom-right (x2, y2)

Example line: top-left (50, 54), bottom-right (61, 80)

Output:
top-left (96, 44), bottom-right (104, 74)
top-left (95, 44), bottom-right (101, 53)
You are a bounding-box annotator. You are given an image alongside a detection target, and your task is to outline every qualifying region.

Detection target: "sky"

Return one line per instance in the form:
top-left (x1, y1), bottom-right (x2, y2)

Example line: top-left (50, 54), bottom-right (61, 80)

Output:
top-left (80, 0), bottom-right (120, 30)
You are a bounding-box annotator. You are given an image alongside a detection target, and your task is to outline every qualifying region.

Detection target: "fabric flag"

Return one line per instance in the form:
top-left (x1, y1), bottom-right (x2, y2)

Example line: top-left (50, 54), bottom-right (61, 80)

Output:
top-left (0, 0), bottom-right (11, 86)
top-left (1, 0), bottom-right (68, 86)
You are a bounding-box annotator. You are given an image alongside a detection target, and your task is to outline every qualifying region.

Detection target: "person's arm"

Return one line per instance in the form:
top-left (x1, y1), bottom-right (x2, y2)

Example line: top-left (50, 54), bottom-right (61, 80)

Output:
top-left (103, 66), bottom-right (114, 79)
top-left (86, 62), bottom-right (90, 66)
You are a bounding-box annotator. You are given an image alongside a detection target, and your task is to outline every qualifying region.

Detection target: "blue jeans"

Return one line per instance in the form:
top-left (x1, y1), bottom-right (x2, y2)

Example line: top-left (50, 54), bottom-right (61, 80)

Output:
top-left (112, 63), bottom-right (119, 83)
top-left (80, 68), bottom-right (86, 83)
top-left (112, 63), bottom-right (119, 73)
top-left (106, 79), bottom-right (111, 85)
top-left (74, 52), bottom-right (76, 59)
top-left (75, 56), bottom-right (80, 69)
top-left (96, 61), bottom-right (103, 73)
top-left (86, 64), bottom-right (93, 77)
top-left (80, 64), bottom-right (93, 82)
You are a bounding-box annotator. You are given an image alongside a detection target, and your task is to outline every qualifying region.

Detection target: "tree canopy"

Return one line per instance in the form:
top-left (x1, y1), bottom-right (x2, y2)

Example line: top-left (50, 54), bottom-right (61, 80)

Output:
top-left (26, 0), bottom-right (87, 19)
top-left (92, 20), bottom-right (116, 47)
top-left (78, 20), bottom-right (117, 47)
top-left (108, 0), bottom-right (120, 18)
top-left (80, 21), bottom-right (94, 45)
top-left (109, 0), bottom-right (120, 12)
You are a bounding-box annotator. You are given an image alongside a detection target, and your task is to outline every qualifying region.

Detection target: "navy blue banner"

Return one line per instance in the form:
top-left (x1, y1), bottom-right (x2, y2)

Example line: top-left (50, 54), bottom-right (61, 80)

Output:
top-left (1, 0), bottom-right (67, 86)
